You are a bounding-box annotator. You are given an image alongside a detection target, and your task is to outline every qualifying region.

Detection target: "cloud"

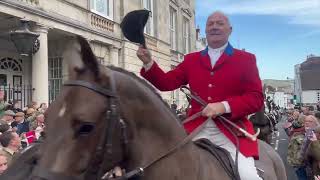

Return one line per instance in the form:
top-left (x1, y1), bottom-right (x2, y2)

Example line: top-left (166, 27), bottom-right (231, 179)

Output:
top-left (196, 0), bottom-right (320, 27)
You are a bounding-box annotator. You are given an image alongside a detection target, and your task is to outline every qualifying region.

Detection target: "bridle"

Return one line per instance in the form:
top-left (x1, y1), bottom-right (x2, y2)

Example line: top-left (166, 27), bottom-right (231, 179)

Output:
top-left (31, 72), bottom-right (130, 180)
top-left (30, 70), bottom-right (207, 180)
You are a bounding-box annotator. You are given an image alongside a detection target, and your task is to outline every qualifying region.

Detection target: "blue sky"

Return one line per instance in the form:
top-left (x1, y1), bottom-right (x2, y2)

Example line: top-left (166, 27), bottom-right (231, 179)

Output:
top-left (195, 0), bottom-right (320, 80)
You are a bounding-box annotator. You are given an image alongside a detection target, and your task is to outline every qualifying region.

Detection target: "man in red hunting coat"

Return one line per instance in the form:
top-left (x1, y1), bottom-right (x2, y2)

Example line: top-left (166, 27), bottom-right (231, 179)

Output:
top-left (137, 11), bottom-right (264, 180)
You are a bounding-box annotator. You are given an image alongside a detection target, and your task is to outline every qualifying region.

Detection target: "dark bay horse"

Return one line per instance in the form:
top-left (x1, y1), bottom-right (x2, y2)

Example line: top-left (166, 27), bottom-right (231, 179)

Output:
top-left (1, 36), bottom-right (286, 180)
top-left (249, 107), bottom-right (276, 144)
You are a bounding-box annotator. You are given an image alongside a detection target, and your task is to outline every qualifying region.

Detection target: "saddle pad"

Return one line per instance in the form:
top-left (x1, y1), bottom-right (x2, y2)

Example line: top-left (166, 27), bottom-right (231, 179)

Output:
top-left (194, 138), bottom-right (241, 180)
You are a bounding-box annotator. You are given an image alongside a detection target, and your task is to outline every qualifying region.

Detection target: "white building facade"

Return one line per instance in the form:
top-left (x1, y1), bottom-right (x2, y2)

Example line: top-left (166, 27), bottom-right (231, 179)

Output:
top-left (301, 91), bottom-right (320, 105)
top-left (294, 56), bottom-right (320, 106)
top-left (0, 0), bottom-right (196, 108)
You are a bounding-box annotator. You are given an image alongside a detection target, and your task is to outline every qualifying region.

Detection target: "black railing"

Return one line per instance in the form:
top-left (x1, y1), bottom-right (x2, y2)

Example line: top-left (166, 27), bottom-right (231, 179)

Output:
top-left (0, 84), bottom-right (33, 109)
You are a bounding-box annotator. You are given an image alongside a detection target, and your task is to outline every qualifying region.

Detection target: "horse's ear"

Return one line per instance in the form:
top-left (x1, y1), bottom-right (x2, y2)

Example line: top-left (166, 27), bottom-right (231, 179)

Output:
top-left (63, 36), bottom-right (100, 80)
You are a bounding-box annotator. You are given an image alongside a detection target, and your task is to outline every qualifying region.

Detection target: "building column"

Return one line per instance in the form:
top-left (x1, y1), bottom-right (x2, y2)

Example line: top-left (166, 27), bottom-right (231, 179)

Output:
top-left (32, 25), bottom-right (49, 105)
top-left (109, 46), bottom-right (119, 66)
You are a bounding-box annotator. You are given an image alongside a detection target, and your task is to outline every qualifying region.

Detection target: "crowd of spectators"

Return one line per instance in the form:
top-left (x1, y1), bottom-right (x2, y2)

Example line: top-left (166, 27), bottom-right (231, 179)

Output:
top-left (284, 106), bottom-right (320, 180)
top-left (0, 90), bottom-right (46, 175)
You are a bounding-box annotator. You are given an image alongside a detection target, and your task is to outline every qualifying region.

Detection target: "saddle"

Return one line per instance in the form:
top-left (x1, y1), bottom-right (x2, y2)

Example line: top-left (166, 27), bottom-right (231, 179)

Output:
top-left (194, 139), bottom-right (266, 180)
top-left (194, 138), bottom-right (241, 180)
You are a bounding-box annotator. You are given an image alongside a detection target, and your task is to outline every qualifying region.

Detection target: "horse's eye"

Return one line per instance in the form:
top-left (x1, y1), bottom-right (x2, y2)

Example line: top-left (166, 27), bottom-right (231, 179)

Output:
top-left (76, 123), bottom-right (95, 136)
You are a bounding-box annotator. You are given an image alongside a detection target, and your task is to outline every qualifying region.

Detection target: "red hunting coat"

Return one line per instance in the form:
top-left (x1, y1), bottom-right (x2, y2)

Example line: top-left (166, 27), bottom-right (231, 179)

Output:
top-left (141, 43), bottom-right (264, 159)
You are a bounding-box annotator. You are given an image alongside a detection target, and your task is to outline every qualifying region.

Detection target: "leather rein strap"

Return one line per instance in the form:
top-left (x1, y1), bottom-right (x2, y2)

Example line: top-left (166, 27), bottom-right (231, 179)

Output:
top-left (180, 85), bottom-right (240, 179)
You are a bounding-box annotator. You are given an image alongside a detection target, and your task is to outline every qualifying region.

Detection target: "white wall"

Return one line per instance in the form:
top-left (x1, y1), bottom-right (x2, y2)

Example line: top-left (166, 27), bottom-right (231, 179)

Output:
top-left (302, 90), bottom-right (320, 104)
top-left (274, 92), bottom-right (285, 108)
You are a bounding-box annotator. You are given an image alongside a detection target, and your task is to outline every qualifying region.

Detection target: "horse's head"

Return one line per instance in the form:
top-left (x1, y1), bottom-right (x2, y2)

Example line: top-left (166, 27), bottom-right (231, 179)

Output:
top-left (31, 36), bottom-right (185, 180)
top-left (32, 36), bottom-right (128, 180)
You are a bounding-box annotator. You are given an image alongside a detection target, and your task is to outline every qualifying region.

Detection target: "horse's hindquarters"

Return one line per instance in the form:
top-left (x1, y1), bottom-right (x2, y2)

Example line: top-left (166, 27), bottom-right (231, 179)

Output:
top-left (255, 140), bottom-right (287, 180)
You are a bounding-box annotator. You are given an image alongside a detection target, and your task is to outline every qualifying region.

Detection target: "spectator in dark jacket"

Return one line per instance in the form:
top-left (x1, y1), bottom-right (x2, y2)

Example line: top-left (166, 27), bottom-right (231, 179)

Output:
top-left (14, 112), bottom-right (29, 135)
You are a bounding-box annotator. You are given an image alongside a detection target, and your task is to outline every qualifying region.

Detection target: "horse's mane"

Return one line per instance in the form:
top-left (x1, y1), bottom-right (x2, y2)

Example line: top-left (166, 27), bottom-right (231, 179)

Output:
top-left (108, 66), bottom-right (171, 109)
top-left (77, 35), bottom-right (173, 115)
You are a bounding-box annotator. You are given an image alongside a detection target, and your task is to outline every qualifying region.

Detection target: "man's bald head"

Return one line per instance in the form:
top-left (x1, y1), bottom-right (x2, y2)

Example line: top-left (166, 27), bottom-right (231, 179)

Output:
top-left (205, 11), bottom-right (232, 48)
top-left (207, 11), bottom-right (231, 27)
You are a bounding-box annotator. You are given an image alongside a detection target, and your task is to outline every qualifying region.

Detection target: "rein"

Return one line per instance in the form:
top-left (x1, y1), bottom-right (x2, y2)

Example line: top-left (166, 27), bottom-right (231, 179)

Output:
top-left (180, 85), bottom-right (240, 178)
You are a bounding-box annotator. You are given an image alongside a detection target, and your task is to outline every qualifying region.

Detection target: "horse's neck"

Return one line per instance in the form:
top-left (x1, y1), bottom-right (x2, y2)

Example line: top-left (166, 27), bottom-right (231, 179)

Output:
top-left (124, 81), bottom-right (187, 169)
top-left (119, 77), bottom-right (231, 179)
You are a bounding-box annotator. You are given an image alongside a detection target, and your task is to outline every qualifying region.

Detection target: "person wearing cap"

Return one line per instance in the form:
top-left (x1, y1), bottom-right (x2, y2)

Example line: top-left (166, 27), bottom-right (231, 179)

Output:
top-left (14, 112), bottom-right (29, 135)
top-left (137, 11), bottom-right (263, 180)
top-left (1, 110), bottom-right (15, 125)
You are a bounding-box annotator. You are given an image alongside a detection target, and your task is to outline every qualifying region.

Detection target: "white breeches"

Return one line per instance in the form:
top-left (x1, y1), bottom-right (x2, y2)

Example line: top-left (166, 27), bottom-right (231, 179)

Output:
top-left (193, 120), bottom-right (262, 180)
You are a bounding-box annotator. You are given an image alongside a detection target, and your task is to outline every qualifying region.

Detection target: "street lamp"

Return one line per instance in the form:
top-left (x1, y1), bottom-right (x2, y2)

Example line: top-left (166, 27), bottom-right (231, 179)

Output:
top-left (10, 19), bottom-right (40, 56)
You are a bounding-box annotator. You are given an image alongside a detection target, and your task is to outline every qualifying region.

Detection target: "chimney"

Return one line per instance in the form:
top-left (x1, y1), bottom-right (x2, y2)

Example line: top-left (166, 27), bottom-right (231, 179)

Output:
top-left (196, 26), bottom-right (200, 40)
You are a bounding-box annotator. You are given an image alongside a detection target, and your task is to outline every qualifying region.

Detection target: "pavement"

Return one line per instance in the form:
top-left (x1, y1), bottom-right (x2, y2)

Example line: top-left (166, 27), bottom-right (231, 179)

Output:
top-left (270, 116), bottom-right (298, 180)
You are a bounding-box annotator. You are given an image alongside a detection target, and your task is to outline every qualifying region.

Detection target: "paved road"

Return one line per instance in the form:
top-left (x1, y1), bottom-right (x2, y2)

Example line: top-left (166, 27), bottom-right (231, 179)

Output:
top-left (271, 116), bottom-right (297, 180)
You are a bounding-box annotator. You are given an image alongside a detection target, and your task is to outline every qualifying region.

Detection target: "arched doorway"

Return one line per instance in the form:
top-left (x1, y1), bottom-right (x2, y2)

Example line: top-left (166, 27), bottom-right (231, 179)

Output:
top-left (0, 57), bottom-right (31, 107)
top-left (0, 57), bottom-right (23, 84)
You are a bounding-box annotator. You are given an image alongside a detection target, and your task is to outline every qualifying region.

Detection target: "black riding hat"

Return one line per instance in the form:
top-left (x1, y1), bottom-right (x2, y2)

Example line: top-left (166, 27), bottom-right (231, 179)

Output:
top-left (120, 9), bottom-right (150, 47)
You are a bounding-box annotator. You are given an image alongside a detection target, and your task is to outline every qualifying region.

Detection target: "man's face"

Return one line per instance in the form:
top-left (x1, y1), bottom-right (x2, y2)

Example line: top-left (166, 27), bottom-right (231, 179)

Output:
top-left (9, 133), bottom-right (21, 151)
top-left (3, 115), bottom-right (14, 122)
top-left (205, 12), bottom-right (232, 47)
top-left (15, 116), bottom-right (24, 123)
top-left (0, 155), bottom-right (8, 174)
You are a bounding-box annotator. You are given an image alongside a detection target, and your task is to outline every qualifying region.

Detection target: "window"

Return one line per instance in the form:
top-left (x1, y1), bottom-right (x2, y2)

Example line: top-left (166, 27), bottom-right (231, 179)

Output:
top-left (48, 57), bottom-right (62, 103)
top-left (169, 7), bottom-right (177, 50)
top-left (182, 17), bottom-right (190, 53)
top-left (90, 0), bottom-right (113, 20)
top-left (143, 0), bottom-right (154, 36)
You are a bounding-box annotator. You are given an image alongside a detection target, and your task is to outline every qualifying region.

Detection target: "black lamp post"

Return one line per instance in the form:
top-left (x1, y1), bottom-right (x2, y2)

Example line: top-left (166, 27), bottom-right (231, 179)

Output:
top-left (10, 19), bottom-right (40, 56)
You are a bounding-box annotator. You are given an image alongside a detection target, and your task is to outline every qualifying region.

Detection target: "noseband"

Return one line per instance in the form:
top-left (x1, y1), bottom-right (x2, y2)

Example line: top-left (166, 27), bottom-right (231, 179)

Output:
top-left (32, 72), bottom-right (129, 180)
